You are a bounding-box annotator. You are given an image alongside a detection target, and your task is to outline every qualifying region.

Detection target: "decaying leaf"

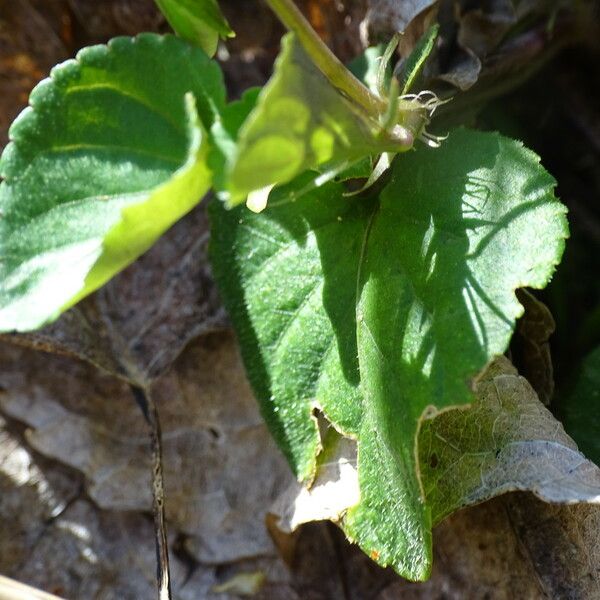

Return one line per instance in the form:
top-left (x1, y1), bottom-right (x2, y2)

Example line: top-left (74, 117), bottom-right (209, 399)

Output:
top-left (513, 288), bottom-right (556, 404)
top-left (269, 356), bottom-right (600, 545)
top-left (269, 433), bottom-right (359, 535)
top-left (435, 46), bottom-right (482, 91)
top-left (435, 0), bottom-right (516, 91)
top-left (0, 332), bottom-right (290, 564)
top-left (360, 0), bottom-right (583, 102)
top-left (0, 417), bottom-right (79, 573)
top-left (15, 500), bottom-right (188, 599)
top-left (420, 355), bottom-right (600, 523)
top-left (0, 1), bottom-right (68, 146)
top-left (378, 495), bottom-right (547, 599)
top-left (361, 0), bottom-right (439, 50)
top-left (503, 493), bottom-right (600, 599)
top-left (67, 0), bottom-right (165, 40)
top-left (456, 0), bottom-right (516, 58)
top-left (0, 364), bottom-right (307, 600)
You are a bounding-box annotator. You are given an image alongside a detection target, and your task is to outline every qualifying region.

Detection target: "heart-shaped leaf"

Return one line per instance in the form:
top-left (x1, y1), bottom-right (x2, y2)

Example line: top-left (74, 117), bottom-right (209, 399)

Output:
top-left (210, 128), bottom-right (568, 579)
top-left (0, 33), bottom-right (226, 331)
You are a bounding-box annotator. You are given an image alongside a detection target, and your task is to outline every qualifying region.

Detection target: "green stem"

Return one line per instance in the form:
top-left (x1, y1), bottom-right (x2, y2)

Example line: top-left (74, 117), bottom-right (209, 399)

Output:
top-left (264, 0), bottom-right (386, 116)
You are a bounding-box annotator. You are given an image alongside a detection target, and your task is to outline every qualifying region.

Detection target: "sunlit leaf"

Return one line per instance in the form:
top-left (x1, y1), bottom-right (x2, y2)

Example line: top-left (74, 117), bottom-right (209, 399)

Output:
top-left (155, 0), bottom-right (234, 56)
top-left (210, 128), bottom-right (567, 579)
top-left (209, 87), bottom-right (261, 194)
top-left (421, 355), bottom-right (600, 523)
top-left (225, 33), bottom-right (412, 205)
top-left (270, 356), bottom-right (600, 554)
top-left (397, 23), bottom-right (439, 94)
top-left (0, 34), bottom-right (226, 331)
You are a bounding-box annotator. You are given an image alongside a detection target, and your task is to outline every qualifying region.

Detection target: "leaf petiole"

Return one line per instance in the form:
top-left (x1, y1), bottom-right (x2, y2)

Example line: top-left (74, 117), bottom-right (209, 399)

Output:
top-left (264, 0), bottom-right (412, 139)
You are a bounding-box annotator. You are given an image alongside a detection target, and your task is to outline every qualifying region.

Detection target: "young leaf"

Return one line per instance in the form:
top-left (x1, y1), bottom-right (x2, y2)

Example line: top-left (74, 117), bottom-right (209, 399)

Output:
top-left (210, 128), bottom-right (567, 579)
top-left (0, 34), bottom-right (226, 331)
top-left (155, 0), bottom-right (234, 56)
top-left (347, 44), bottom-right (388, 95)
top-left (225, 33), bottom-right (414, 205)
top-left (209, 87), bottom-right (261, 194)
top-left (396, 23), bottom-right (439, 94)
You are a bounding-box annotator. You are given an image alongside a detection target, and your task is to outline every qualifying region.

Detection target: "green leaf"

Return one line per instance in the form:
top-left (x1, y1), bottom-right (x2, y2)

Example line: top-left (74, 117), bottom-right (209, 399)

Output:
top-left (211, 174), bottom-right (366, 479)
top-left (225, 33), bottom-right (408, 205)
top-left (209, 87), bottom-right (261, 194)
top-left (352, 129), bottom-right (567, 575)
top-left (155, 0), bottom-right (234, 56)
top-left (210, 128), bottom-right (567, 579)
top-left (562, 345), bottom-right (600, 465)
top-left (0, 33), bottom-right (226, 332)
top-left (347, 44), bottom-right (387, 95)
top-left (270, 356), bottom-right (600, 549)
top-left (397, 24), bottom-right (439, 94)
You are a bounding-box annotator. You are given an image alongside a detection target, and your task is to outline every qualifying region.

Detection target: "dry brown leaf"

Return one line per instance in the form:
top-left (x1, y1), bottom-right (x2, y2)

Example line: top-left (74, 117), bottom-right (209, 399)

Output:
top-left (361, 0), bottom-right (439, 49)
top-left (514, 288), bottom-right (556, 404)
top-left (0, 417), bottom-right (79, 575)
top-left (66, 0), bottom-right (165, 40)
top-left (15, 500), bottom-right (188, 599)
top-left (456, 0), bottom-right (516, 58)
top-left (0, 332), bottom-right (291, 564)
top-left (377, 495), bottom-right (547, 599)
top-left (269, 434), bottom-right (359, 535)
top-left (435, 48), bottom-right (482, 90)
top-left (504, 493), bottom-right (600, 598)
top-left (0, 0), bottom-right (68, 145)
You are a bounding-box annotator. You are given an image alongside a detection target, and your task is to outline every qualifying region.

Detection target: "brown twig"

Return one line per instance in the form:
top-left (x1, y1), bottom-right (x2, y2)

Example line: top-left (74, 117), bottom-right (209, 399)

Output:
top-left (131, 386), bottom-right (172, 600)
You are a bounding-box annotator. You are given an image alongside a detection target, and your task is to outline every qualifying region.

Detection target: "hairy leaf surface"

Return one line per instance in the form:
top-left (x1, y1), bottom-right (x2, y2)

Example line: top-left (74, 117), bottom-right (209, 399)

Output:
top-left (210, 128), bottom-right (568, 579)
top-left (397, 23), bottom-right (439, 93)
top-left (0, 34), bottom-right (225, 331)
top-left (155, 0), bottom-right (234, 56)
top-left (352, 129), bottom-right (568, 576)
